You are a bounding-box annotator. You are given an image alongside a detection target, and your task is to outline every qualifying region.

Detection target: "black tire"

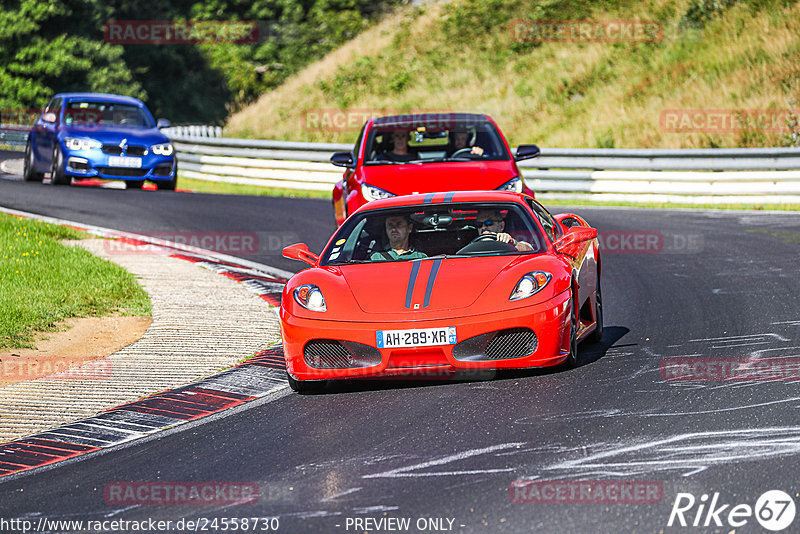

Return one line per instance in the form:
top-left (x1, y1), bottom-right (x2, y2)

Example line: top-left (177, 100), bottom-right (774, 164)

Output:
top-left (286, 371), bottom-right (325, 393)
top-left (50, 146), bottom-right (70, 185)
top-left (127, 180), bottom-right (145, 189)
top-left (590, 274), bottom-right (603, 343)
top-left (564, 282), bottom-right (579, 368)
top-left (157, 162), bottom-right (177, 190)
top-left (23, 141), bottom-right (43, 182)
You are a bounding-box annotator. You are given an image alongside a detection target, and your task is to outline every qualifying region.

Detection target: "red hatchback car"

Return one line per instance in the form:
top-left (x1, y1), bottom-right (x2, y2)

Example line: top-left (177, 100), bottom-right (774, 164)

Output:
top-left (330, 113), bottom-right (540, 226)
top-left (281, 191), bottom-right (601, 392)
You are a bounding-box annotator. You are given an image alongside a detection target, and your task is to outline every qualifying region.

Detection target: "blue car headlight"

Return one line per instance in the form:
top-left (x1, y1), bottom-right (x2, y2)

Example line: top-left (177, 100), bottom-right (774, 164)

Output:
top-left (64, 137), bottom-right (102, 151)
top-left (151, 143), bottom-right (174, 156)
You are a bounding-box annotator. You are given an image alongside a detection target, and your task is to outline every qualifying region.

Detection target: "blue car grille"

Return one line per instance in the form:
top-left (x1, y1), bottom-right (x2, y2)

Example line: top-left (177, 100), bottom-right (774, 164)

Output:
top-left (101, 145), bottom-right (147, 156)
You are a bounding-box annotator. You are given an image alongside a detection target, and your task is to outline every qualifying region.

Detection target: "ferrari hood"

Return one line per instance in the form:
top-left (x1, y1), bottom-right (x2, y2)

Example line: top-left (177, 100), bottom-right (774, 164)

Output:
top-left (361, 161), bottom-right (516, 195)
top-left (340, 256), bottom-right (516, 313)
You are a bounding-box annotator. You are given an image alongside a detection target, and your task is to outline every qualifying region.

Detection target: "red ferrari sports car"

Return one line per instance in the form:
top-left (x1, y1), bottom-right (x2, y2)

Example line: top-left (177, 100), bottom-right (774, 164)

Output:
top-left (280, 191), bottom-right (601, 392)
top-left (330, 113), bottom-right (540, 226)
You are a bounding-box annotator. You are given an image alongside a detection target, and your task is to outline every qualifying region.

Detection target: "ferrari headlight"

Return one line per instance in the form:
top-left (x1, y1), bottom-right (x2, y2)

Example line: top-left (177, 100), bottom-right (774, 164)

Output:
top-left (64, 137), bottom-right (102, 151)
top-left (294, 284), bottom-right (326, 312)
top-left (497, 176), bottom-right (523, 193)
top-left (151, 142), bottom-right (174, 156)
top-left (510, 271), bottom-right (551, 301)
top-left (361, 183), bottom-right (396, 201)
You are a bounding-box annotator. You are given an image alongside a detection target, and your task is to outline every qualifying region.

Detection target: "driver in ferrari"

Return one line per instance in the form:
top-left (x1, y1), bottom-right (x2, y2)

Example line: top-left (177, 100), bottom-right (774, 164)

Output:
top-left (475, 209), bottom-right (534, 252)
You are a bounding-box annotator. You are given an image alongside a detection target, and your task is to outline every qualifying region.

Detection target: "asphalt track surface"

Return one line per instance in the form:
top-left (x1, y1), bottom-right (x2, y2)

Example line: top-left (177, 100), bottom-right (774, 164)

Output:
top-left (2, 151), bottom-right (800, 533)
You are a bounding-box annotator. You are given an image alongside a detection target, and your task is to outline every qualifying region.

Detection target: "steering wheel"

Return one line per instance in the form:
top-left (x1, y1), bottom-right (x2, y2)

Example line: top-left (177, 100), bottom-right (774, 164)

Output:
top-left (468, 233), bottom-right (500, 244)
top-left (450, 147), bottom-right (487, 158)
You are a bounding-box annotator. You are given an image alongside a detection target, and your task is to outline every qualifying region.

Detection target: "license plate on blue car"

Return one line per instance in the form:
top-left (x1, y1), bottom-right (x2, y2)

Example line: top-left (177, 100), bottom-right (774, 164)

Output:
top-left (108, 156), bottom-right (142, 168)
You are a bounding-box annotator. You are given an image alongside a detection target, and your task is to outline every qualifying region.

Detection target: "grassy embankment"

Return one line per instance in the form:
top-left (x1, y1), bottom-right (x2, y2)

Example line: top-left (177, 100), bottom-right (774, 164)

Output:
top-left (0, 214), bottom-right (151, 350)
top-left (227, 0), bottom-right (800, 148)
top-left (192, 0), bottom-right (800, 209)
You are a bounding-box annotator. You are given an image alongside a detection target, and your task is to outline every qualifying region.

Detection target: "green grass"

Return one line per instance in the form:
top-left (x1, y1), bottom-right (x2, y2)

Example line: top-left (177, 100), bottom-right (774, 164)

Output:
top-left (0, 213), bottom-right (151, 350)
top-left (179, 176), bottom-right (330, 199)
top-left (540, 198), bottom-right (800, 211)
top-left (181, 174), bottom-right (800, 211)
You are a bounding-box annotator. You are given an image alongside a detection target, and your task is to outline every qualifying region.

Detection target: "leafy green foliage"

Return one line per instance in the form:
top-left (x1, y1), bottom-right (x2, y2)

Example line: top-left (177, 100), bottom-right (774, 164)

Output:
top-left (0, 0), bottom-right (403, 124)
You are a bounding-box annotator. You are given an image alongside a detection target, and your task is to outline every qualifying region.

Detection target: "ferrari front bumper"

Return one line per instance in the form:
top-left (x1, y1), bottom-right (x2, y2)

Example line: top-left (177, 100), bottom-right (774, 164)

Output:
top-left (281, 290), bottom-right (572, 382)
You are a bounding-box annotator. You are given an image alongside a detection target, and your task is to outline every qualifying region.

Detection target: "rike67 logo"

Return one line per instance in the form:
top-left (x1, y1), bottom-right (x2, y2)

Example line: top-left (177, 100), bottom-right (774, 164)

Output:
top-left (668, 490), bottom-right (796, 531)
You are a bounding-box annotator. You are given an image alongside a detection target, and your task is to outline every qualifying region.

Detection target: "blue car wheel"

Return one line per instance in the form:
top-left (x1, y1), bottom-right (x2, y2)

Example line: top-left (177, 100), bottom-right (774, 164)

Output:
top-left (50, 146), bottom-right (70, 186)
top-left (23, 141), bottom-right (43, 182)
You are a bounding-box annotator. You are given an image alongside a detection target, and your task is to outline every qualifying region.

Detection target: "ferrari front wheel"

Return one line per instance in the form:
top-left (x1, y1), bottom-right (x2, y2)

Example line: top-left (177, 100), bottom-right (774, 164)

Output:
top-left (590, 275), bottom-right (603, 342)
top-left (564, 283), bottom-right (579, 368)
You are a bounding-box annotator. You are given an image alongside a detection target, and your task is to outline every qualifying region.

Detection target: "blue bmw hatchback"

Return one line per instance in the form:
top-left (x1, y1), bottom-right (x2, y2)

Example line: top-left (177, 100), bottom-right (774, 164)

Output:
top-left (23, 93), bottom-right (177, 189)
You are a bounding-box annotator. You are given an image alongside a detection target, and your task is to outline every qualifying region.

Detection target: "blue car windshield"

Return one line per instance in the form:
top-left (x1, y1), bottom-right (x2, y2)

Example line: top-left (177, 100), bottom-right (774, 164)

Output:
top-left (64, 102), bottom-right (154, 128)
top-left (322, 202), bottom-right (546, 265)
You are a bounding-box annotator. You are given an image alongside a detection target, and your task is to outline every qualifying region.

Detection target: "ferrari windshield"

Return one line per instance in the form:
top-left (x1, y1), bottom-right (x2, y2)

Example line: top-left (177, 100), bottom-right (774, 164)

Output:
top-left (63, 101), bottom-right (154, 128)
top-left (322, 202), bottom-right (545, 265)
top-left (363, 118), bottom-right (509, 164)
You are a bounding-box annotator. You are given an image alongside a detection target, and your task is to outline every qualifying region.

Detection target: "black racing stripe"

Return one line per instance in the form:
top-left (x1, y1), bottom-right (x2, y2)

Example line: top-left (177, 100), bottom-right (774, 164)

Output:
top-left (423, 193), bottom-right (436, 204)
top-left (422, 258), bottom-right (442, 308)
top-left (405, 261), bottom-right (422, 308)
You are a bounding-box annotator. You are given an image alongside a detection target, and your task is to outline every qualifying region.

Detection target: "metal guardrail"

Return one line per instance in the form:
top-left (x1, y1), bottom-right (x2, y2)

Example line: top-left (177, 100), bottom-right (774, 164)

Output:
top-left (167, 134), bottom-right (800, 203)
top-left (4, 123), bottom-right (798, 203)
top-left (0, 125), bottom-right (30, 151)
top-left (162, 125), bottom-right (222, 138)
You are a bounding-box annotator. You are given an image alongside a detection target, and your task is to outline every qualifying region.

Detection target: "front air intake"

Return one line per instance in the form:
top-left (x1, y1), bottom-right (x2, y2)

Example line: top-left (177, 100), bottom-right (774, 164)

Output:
top-left (453, 328), bottom-right (537, 361)
top-left (303, 339), bottom-right (381, 369)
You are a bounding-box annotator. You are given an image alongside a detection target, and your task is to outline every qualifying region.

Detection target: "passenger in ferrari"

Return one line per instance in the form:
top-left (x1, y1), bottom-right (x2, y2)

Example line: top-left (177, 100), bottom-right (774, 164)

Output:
top-left (475, 210), bottom-right (533, 251)
top-left (370, 215), bottom-right (427, 261)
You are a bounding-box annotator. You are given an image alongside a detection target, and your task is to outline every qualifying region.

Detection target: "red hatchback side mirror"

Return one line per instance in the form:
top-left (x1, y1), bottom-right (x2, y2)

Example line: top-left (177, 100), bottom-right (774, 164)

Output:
top-left (282, 243), bottom-right (319, 266)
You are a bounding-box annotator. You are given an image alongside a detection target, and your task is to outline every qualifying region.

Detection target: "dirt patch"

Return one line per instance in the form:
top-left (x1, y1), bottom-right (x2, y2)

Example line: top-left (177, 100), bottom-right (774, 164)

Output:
top-left (0, 316), bottom-right (151, 385)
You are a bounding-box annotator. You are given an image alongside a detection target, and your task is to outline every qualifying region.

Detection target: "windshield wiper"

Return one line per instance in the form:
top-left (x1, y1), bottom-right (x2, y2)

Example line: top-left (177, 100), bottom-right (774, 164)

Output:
top-left (327, 259), bottom-right (371, 265)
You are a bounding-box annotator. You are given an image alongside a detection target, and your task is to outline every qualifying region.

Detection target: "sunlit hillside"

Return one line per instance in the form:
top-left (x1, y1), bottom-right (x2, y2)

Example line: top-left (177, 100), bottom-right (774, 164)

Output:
top-left (226, 0), bottom-right (800, 148)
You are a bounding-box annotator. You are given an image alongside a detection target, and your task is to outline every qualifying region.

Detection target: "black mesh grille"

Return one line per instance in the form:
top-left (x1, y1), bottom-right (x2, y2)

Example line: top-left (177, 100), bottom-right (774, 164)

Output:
top-left (453, 328), bottom-right (537, 361)
top-left (102, 145), bottom-right (147, 156)
top-left (303, 339), bottom-right (381, 369)
top-left (97, 167), bottom-right (148, 177)
top-left (152, 164), bottom-right (173, 176)
top-left (485, 328), bottom-right (537, 359)
top-left (304, 340), bottom-right (351, 369)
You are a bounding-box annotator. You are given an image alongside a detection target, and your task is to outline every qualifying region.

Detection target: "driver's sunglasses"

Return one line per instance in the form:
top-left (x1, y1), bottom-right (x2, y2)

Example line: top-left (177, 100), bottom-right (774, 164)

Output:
top-left (476, 219), bottom-right (501, 227)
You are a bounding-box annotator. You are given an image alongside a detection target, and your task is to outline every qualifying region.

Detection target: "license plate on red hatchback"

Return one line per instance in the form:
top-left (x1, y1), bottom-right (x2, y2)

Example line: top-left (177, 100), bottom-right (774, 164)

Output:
top-left (376, 327), bottom-right (457, 348)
